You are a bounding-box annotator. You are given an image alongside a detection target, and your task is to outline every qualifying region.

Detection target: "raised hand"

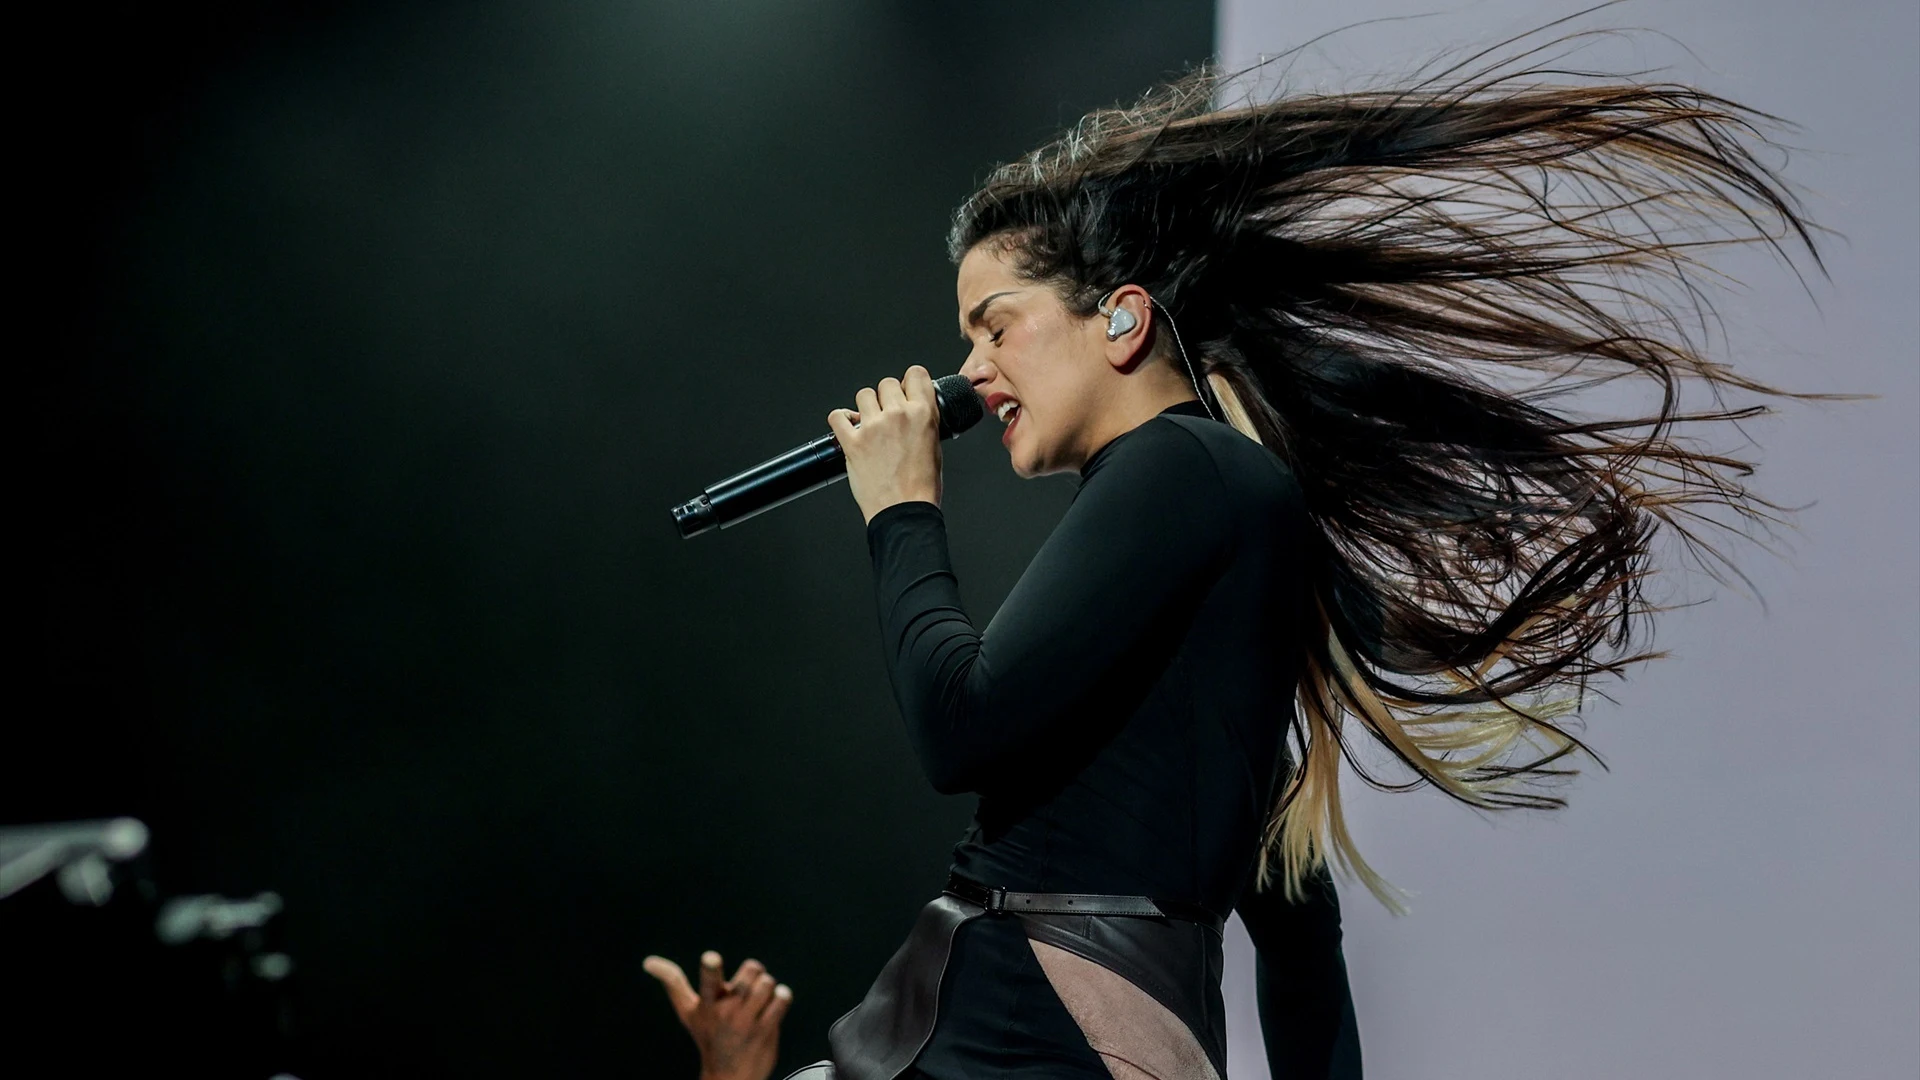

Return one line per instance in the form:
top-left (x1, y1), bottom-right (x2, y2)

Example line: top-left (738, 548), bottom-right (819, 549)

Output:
top-left (644, 950), bottom-right (793, 1080)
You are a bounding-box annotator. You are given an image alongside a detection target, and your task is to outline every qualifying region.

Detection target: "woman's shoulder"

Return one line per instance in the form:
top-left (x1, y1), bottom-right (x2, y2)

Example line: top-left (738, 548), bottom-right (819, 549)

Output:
top-left (1116, 413), bottom-right (1305, 508)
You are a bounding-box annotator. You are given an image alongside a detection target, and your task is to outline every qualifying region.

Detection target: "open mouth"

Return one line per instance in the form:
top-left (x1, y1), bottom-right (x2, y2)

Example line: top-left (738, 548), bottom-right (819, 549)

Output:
top-left (996, 399), bottom-right (1021, 445)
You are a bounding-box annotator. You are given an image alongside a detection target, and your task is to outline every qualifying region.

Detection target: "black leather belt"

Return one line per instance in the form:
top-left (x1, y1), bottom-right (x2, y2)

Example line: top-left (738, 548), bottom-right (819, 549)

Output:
top-left (943, 872), bottom-right (1225, 935)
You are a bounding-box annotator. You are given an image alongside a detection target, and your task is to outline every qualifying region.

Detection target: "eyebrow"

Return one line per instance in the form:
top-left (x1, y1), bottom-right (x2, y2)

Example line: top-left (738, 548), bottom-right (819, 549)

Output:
top-left (960, 290), bottom-right (1019, 339)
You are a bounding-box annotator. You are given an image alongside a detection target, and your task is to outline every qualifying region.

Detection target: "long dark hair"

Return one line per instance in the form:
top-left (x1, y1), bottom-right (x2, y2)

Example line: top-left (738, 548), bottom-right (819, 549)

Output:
top-left (950, 10), bottom-right (1854, 912)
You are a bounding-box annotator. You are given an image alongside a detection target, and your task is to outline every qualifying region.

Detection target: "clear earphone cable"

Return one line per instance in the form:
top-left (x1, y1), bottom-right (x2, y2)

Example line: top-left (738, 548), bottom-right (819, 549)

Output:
top-left (1149, 296), bottom-right (1219, 422)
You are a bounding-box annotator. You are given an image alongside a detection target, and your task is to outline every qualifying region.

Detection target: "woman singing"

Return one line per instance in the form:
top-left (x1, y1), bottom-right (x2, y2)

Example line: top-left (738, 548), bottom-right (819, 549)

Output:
top-left (656, 20), bottom-right (1832, 1080)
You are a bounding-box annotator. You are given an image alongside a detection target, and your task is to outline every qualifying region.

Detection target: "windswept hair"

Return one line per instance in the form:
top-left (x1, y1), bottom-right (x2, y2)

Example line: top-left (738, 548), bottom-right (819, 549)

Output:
top-left (950, 7), bottom-right (1851, 913)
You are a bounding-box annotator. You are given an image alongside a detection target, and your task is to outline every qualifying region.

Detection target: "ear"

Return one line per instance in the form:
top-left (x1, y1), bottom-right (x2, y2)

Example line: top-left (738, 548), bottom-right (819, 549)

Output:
top-left (1097, 284), bottom-right (1154, 371)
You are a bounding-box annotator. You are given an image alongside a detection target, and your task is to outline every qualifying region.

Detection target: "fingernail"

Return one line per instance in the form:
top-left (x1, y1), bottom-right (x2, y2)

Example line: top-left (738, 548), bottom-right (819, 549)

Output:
top-left (701, 951), bottom-right (721, 967)
top-left (775, 984), bottom-right (792, 999)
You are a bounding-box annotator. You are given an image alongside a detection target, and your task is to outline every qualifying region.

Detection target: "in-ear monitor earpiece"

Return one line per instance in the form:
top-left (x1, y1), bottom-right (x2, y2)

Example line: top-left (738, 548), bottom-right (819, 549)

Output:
top-left (1097, 287), bottom-right (1222, 424)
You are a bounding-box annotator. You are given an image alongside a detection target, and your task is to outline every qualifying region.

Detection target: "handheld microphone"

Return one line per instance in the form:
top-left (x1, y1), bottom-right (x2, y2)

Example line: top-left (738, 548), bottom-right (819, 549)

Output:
top-left (671, 373), bottom-right (985, 538)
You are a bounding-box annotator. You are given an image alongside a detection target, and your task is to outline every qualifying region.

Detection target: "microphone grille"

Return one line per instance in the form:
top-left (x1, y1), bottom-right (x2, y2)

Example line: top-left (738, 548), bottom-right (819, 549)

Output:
top-left (934, 374), bottom-right (985, 437)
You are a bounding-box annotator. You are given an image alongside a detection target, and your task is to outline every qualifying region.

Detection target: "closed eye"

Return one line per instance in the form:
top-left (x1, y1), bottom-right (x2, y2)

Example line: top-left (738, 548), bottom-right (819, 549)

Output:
top-left (990, 329), bottom-right (1005, 345)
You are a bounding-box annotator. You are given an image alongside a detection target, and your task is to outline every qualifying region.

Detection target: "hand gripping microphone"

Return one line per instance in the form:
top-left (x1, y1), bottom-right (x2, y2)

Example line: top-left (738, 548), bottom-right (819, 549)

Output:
top-left (671, 373), bottom-right (985, 538)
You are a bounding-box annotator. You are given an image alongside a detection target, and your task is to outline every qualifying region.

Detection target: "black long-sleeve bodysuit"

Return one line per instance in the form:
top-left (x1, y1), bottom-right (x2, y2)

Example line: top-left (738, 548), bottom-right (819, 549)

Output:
top-left (864, 400), bottom-right (1362, 1078)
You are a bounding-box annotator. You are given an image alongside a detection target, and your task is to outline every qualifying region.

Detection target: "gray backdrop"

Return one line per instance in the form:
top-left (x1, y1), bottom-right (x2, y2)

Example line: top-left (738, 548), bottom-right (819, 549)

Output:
top-left (1214, 3), bottom-right (1920, 1078)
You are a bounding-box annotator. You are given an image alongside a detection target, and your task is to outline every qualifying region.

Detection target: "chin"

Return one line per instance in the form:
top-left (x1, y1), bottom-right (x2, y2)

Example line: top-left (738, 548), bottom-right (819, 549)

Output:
top-left (1008, 443), bottom-right (1056, 479)
top-left (1009, 429), bottom-right (1052, 476)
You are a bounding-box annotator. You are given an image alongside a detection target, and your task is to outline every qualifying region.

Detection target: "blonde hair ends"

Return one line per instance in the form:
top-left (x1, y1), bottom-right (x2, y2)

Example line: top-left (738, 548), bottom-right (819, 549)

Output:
top-left (1206, 372), bottom-right (1586, 916)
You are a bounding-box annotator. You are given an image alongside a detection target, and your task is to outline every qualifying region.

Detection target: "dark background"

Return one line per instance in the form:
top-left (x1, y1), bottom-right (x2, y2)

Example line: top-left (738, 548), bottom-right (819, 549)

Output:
top-left (15, 1), bottom-right (1214, 1075)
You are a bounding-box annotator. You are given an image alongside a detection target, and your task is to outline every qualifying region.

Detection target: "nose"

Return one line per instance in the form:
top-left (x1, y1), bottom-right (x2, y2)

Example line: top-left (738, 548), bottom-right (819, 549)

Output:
top-left (959, 347), bottom-right (994, 389)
